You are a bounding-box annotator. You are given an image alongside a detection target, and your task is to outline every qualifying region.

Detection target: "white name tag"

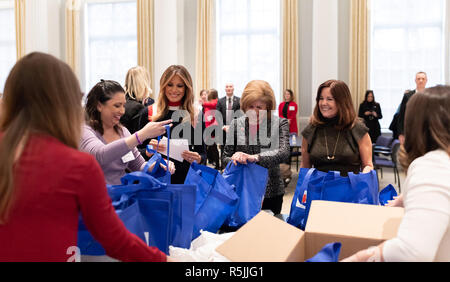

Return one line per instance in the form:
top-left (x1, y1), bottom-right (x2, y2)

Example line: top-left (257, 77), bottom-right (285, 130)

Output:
top-left (121, 151), bottom-right (136, 163)
top-left (289, 106), bottom-right (295, 111)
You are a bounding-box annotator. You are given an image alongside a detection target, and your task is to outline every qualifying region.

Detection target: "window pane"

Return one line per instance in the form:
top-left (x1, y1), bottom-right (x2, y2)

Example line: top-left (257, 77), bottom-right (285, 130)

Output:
top-left (85, 1), bottom-right (137, 92)
top-left (0, 2), bottom-right (16, 92)
top-left (216, 0), bottom-right (280, 105)
top-left (370, 0), bottom-right (445, 129)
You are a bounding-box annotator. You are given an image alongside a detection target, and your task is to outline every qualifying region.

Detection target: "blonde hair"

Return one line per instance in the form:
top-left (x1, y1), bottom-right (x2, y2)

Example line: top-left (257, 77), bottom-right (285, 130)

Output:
top-left (124, 66), bottom-right (152, 102)
top-left (0, 52), bottom-right (83, 224)
top-left (153, 65), bottom-right (195, 124)
top-left (241, 80), bottom-right (276, 114)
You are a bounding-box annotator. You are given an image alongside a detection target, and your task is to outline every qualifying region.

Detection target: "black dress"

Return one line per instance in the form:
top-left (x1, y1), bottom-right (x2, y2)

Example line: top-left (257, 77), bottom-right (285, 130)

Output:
top-left (154, 110), bottom-right (207, 184)
top-left (358, 101), bottom-right (382, 144)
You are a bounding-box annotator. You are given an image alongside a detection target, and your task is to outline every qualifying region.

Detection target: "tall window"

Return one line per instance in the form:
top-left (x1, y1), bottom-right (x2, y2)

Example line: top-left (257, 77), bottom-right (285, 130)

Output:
top-left (83, 0), bottom-right (137, 92)
top-left (216, 0), bottom-right (281, 103)
top-left (0, 0), bottom-right (16, 92)
top-left (369, 0), bottom-right (447, 128)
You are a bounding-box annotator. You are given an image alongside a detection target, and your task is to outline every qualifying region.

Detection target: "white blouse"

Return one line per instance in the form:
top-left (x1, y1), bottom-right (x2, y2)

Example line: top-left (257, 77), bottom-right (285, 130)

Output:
top-left (383, 150), bottom-right (450, 262)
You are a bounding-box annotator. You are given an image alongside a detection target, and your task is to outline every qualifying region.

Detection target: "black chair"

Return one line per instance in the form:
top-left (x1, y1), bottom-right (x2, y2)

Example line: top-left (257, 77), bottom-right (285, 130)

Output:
top-left (374, 139), bottom-right (401, 193)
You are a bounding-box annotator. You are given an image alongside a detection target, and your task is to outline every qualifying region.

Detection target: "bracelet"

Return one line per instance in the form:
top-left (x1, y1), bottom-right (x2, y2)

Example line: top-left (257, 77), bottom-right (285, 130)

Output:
top-left (135, 132), bottom-right (143, 145)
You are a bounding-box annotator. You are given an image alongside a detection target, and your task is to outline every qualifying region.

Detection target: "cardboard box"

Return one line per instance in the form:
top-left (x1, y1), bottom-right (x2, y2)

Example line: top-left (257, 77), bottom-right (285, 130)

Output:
top-left (305, 201), bottom-right (404, 259)
top-left (216, 211), bottom-right (306, 262)
top-left (216, 201), bottom-right (404, 262)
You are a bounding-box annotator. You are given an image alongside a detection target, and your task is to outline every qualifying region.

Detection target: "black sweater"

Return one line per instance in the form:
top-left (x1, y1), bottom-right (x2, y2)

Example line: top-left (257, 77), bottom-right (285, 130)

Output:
top-left (155, 110), bottom-right (207, 184)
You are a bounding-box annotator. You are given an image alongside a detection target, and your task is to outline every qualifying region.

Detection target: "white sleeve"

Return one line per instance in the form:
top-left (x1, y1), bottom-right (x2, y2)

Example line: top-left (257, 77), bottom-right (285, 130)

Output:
top-left (382, 152), bottom-right (450, 262)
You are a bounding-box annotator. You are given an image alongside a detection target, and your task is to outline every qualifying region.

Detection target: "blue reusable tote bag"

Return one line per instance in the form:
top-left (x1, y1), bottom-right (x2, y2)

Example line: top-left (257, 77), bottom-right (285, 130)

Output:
top-left (77, 185), bottom-right (173, 255)
top-left (144, 124), bottom-right (172, 184)
top-left (379, 184), bottom-right (398, 206)
top-left (305, 242), bottom-right (342, 262)
top-left (222, 162), bottom-right (269, 228)
top-left (288, 168), bottom-right (380, 230)
top-left (287, 168), bottom-right (327, 229)
top-left (184, 162), bottom-right (239, 238)
top-left (118, 171), bottom-right (196, 249)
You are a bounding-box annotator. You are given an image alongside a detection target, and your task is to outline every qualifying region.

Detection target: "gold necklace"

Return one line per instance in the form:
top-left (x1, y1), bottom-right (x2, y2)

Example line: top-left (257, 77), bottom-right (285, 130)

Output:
top-left (324, 129), bottom-right (341, 160)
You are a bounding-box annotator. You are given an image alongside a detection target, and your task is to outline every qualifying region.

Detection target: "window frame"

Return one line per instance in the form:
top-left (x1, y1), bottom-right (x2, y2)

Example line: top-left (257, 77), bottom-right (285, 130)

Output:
top-left (0, 0), bottom-right (16, 93)
top-left (368, 0), bottom-right (450, 130)
top-left (80, 0), bottom-right (137, 93)
top-left (215, 0), bottom-right (282, 103)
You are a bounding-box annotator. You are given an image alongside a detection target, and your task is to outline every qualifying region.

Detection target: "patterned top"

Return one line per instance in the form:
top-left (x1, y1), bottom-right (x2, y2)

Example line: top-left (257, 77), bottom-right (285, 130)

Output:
top-left (223, 116), bottom-right (291, 198)
top-left (302, 119), bottom-right (369, 176)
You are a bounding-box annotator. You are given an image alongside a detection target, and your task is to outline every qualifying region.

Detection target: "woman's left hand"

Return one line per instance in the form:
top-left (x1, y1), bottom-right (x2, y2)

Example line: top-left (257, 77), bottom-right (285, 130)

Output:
top-left (231, 152), bottom-right (258, 165)
top-left (181, 150), bottom-right (202, 164)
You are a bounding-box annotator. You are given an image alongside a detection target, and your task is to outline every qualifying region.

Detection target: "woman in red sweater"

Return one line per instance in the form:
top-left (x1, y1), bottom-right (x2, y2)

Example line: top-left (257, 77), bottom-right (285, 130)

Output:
top-left (0, 52), bottom-right (168, 262)
top-left (202, 89), bottom-right (220, 169)
top-left (278, 89), bottom-right (299, 135)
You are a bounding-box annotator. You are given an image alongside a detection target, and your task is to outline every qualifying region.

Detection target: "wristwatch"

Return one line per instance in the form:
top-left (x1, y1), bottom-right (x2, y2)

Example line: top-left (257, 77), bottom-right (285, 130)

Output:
top-left (254, 154), bottom-right (260, 162)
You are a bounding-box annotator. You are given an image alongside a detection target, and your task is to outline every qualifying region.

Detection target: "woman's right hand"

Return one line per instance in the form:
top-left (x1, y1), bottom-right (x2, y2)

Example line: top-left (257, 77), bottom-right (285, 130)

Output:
top-left (140, 120), bottom-right (173, 140)
top-left (386, 194), bottom-right (404, 207)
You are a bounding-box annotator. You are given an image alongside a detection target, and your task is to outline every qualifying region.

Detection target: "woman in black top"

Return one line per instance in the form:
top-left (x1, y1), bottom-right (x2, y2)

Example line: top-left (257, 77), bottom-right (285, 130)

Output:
top-left (120, 66), bottom-right (155, 158)
top-left (148, 65), bottom-right (207, 184)
top-left (358, 90), bottom-right (383, 144)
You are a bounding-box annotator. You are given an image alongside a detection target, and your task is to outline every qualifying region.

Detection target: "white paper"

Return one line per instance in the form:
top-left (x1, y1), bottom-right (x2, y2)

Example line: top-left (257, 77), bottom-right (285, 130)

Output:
top-left (289, 106), bottom-right (295, 111)
top-left (157, 137), bottom-right (189, 163)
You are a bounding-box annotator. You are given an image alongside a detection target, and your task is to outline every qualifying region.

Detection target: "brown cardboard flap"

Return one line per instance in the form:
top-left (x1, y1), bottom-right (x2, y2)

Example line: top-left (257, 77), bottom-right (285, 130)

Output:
top-left (216, 212), bottom-right (306, 262)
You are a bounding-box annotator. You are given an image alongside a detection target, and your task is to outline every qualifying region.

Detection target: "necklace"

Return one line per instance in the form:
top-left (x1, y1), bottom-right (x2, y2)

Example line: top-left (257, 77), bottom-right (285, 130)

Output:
top-left (324, 129), bottom-right (341, 160)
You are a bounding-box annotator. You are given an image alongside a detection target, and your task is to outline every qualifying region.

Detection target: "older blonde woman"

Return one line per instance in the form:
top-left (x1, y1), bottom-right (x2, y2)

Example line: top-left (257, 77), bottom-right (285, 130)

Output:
top-left (223, 80), bottom-right (290, 215)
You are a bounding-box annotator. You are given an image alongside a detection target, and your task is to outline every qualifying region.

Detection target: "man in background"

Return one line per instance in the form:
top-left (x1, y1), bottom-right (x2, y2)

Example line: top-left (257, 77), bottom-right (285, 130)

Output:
top-left (397, 71), bottom-right (428, 145)
top-left (216, 83), bottom-right (241, 169)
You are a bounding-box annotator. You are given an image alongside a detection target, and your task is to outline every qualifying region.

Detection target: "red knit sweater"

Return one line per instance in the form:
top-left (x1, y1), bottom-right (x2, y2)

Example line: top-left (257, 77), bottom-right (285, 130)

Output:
top-left (0, 134), bottom-right (166, 262)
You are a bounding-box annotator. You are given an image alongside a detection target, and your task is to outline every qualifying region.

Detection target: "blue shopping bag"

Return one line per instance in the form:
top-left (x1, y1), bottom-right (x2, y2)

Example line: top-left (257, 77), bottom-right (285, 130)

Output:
top-left (222, 162), bottom-right (269, 228)
top-left (379, 184), bottom-right (398, 206)
top-left (184, 162), bottom-right (239, 238)
top-left (77, 188), bottom-right (173, 255)
top-left (77, 170), bottom-right (196, 256)
top-left (144, 124), bottom-right (172, 184)
top-left (287, 168), bottom-right (327, 229)
top-left (118, 171), bottom-right (196, 249)
top-left (288, 168), bottom-right (380, 230)
top-left (306, 242), bottom-right (342, 262)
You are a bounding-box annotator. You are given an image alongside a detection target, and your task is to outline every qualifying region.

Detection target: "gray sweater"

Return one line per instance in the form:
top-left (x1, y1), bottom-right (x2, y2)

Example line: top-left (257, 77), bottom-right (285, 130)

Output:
top-left (223, 116), bottom-right (290, 198)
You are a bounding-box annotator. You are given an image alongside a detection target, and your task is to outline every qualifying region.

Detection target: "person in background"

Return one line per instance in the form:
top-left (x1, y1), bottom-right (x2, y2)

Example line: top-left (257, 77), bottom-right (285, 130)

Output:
top-left (148, 65), bottom-right (207, 184)
top-left (358, 90), bottom-right (383, 144)
top-left (0, 52), bottom-right (169, 262)
top-left (199, 89), bottom-right (208, 105)
top-left (216, 83), bottom-right (242, 169)
top-left (223, 80), bottom-right (290, 215)
top-left (343, 85), bottom-right (449, 262)
top-left (278, 89), bottom-right (298, 136)
top-left (397, 72), bottom-right (428, 145)
top-left (120, 66), bottom-right (155, 158)
top-left (301, 80), bottom-right (373, 176)
top-left (203, 89), bottom-right (220, 169)
top-left (80, 80), bottom-right (175, 185)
